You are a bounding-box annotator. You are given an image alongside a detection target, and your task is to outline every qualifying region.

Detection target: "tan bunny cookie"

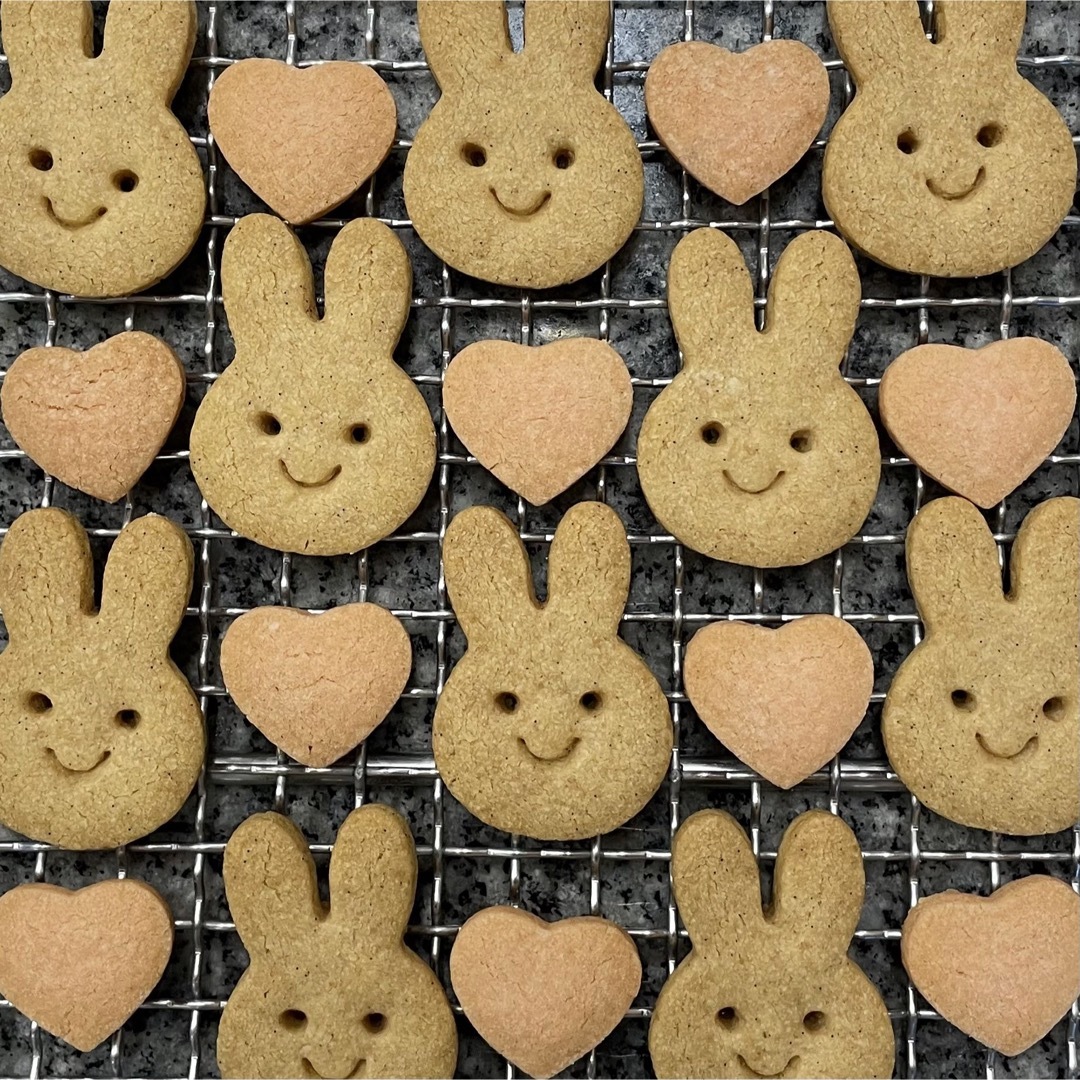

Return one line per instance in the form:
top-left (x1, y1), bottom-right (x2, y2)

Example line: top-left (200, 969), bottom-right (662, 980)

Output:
top-left (218, 804), bottom-right (457, 1080)
top-left (637, 229), bottom-right (880, 568)
top-left (434, 501), bottom-right (671, 840)
top-left (190, 214), bottom-right (435, 556)
top-left (823, 1), bottom-right (1076, 277)
top-left (0, 1), bottom-right (205, 296)
top-left (404, 0), bottom-right (643, 288)
top-left (0, 508), bottom-right (204, 849)
top-left (883, 496), bottom-right (1079, 835)
top-left (649, 810), bottom-right (895, 1079)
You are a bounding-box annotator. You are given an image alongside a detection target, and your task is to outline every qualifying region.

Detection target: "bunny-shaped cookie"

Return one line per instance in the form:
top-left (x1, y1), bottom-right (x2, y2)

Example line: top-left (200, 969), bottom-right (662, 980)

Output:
top-left (650, 810), bottom-right (895, 1079)
top-left (218, 804), bottom-right (457, 1080)
top-left (823, 1), bottom-right (1076, 278)
top-left (0, 508), bottom-right (204, 849)
top-left (637, 228), bottom-right (880, 568)
top-left (0, 1), bottom-right (205, 296)
top-left (434, 501), bottom-right (671, 840)
top-left (189, 214), bottom-right (435, 556)
top-left (403, 0), bottom-right (643, 289)
top-left (883, 496), bottom-right (1079, 835)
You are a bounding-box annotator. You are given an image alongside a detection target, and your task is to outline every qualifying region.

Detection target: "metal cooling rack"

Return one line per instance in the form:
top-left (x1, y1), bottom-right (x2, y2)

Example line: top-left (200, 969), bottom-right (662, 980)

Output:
top-left (0, 2), bottom-right (1078, 1078)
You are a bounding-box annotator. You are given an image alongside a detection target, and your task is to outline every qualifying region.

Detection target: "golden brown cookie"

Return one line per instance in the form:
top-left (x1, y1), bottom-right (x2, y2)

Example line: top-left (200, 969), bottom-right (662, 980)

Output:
top-left (902, 877), bottom-right (1080, 1056)
top-left (645, 40), bottom-right (829, 205)
top-left (823, 0), bottom-right (1076, 277)
top-left (0, 0), bottom-right (205, 296)
top-left (0, 879), bottom-right (173, 1051)
top-left (208, 59), bottom-right (397, 225)
top-left (684, 616), bottom-right (874, 789)
top-left (443, 339), bottom-right (633, 505)
top-left (637, 228), bottom-right (880, 568)
top-left (189, 214), bottom-right (435, 556)
top-left (883, 496), bottom-right (1079, 835)
top-left (879, 339), bottom-right (1076, 509)
top-left (218, 804), bottom-right (457, 1080)
top-left (451, 907), bottom-right (641, 1079)
top-left (404, 0), bottom-right (643, 288)
top-left (650, 809), bottom-right (895, 1079)
top-left (433, 501), bottom-right (671, 840)
top-left (221, 603), bottom-right (412, 768)
top-left (0, 508), bottom-right (204, 849)
top-left (1, 331), bottom-right (185, 502)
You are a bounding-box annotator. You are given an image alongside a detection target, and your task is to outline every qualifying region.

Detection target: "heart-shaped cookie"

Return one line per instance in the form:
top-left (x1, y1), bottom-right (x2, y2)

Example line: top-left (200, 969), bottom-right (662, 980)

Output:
top-left (444, 339), bottom-right (632, 505)
top-left (880, 339), bottom-right (1076, 508)
top-left (684, 616), bottom-right (874, 788)
top-left (1, 332), bottom-right (184, 502)
top-left (645, 40), bottom-right (829, 205)
top-left (208, 59), bottom-right (397, 224)
top-left (451, 906), bottom-right (641, 1079)
top-left (221, 603), bottom-right (411, 768)
top-left (902, 876), bottom-right (1080, 1056)
top-left (0, 880), bottom-right (173, 1052)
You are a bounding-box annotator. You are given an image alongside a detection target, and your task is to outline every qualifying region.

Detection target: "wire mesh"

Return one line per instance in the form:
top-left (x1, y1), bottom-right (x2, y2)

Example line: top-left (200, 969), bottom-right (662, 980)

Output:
top-left (0, 2), bottom-right (1078, 1078)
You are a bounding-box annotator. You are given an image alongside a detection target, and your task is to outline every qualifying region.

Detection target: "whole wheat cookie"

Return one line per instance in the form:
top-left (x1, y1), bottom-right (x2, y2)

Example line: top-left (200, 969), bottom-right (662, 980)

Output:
top-left (208, 59), bottom-right (397, 225)
top-left (404, 0), bottom-right (644, 288)
top-left (650, 809), bottom-right (895, 1079)
top-left (434, 501), bottom-right (671, 840)
top-left (879, 338), bottom-right (1076, 509)
top-left (883, 496), bottom-right (1080, 835)
top-left (823, 0), bottom-right (1076, 278)
top-left (0, 508), bottom-right (204, 849)
top-left (218, 804), bottom-right (457, 1080)
top-left (2, 331), bottom-right (185, 502)
top-left (190, 214), bottom-right (435, 556)
top-left (0, 879), bottom-right (173, 1051)
top-left (646, 40), bottom-right (830, 205)
top-left (637, 228), bottom-right (880, 568)
top-left (902, 876), bottom-right (1080, 1056)
top-left (221, 603), bottom-right (412, 768)
top-left (451, 906), bottom-right (641, 1079)
top-left (0, 0), bottom-right (205, 296)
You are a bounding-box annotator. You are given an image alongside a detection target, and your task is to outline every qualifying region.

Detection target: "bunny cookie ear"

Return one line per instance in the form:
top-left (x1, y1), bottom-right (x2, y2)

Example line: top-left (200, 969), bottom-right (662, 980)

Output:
top-left (671, 810), bottom-right (763, 951)
top-left (1008, 496), bottom-right (1080, 620)
top-left (772, 810), bottom-right (864, 953)
top-left (546, 502), bottom-right (629, 639)
top-left (327, 804), bottom-right (417, 944)
top-left (826, 1), bottom-right (930, 85)
top-left (935, 0), bottom-right (1025, 60)
top-left (765, 231), bottom-right (861, 367)
top-left (224, 813), bottom-right (323, 952)
top-left (906, 497), bottom-right (1004, 629)
top-left (98, 515), bottom-right (193, 657)
top-left (667, 229), bottom-right (756, 369)
top-left (444, 506), bottom-right (537, 643)
top-left (222, 214), bottom-right (318, 354)
top-left (417, 0), bottom-right (512, 96)
top-left (0, 508), bottom-right (93, 640)
top-left (101, 1), bottom-right (196, 103)
top-left (523, 0), bottom-right (609, 84)
top-left (322, 219), bottom-right (412, 357)
top-left (1, 0), bottom-right (92, 86)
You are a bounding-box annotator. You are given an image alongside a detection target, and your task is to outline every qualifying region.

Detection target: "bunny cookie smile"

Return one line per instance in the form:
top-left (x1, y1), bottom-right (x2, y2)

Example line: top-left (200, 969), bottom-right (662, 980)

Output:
top-left (737, 1054), bottom-right (799, 1079)
top-left (491, 187), bottom-right (551, 218)
top-left (46, 747), bottom-right (110, 775)
top-left (279, 461), bottom-right (342, 490)
top-left (723, 469), bottom-right (785, 496)
top-left (43, 197), bottom-right (107, 230)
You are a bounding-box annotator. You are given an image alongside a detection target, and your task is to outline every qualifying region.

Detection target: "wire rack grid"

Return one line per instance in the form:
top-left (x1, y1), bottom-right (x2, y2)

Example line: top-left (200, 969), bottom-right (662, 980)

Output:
top-left (0, 1), bottom-right (1078, 1078)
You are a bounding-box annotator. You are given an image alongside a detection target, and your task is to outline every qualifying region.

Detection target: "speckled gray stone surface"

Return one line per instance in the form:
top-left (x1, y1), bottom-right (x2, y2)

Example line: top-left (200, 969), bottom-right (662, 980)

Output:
top-left (0, 2), bottom-right (1078, 1078)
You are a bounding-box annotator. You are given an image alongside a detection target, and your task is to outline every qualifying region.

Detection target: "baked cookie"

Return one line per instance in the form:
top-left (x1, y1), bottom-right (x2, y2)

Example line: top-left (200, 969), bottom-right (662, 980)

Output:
top-left (650, 809), bottom-right (895, 1079)
top-left (0, 508), bottom-right (204, 849)
top-left (637, 228), bottom-right (879, 567)
top-left (883, 495), bottom-right (1079, 835)
top-left (404, 0), bottom-right (643, 288)
top-left (218, 804), bottom-right (457, 1080)
top-left (823, 0), bottom-right (1076, 277)
top-left (0, 0), bottom-right (205, 296)
top-left (189, 214), bottom-right (435, 556)
top-left (433, 501), bottom-right (671, 840)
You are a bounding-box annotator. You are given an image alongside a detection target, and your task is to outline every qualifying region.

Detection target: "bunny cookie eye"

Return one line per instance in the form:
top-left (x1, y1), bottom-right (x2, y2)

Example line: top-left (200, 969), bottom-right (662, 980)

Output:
top-left (579, 691), bottom-right (602, 711)
top-left (112, 170), bottom-right (139, 193)
top-left (25, 692), bottom-right (53, 714)
top-left (803, 1010), bottom-right (826, 1032)
top-left (977, 124), bottom-right (1003, 148)
top-left (348, 424), bottom-right (370, 444)
top-left (552, 147), bottom-right (574, 170)
top-left (700, 422), bottom-right (725, 446)
top-left (461, 143), bottom-right (487, 168)
top-left (1043, 696), bottom-right (1066, 721)
top-left (115, 708), bottom-right (141, 729)
top-left (28, 148), bottom-right (53, 172)
top-left (361, 1012), bottom-right (387, 1034)
top-left (789, 430), bottom-right (813, 453)
top-left (896, 130), bottom-right (919, 155)
top-left (495, 692), bottom-right (519, 714)
top-left (254, 412), bottom-right (282, 436)
top-left (951, 689), bottom-right (976, 711)
top-left (716, 1006), bottom-right (739, 1029)
top-left (279, 1008), bottom-right (307, 1031)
